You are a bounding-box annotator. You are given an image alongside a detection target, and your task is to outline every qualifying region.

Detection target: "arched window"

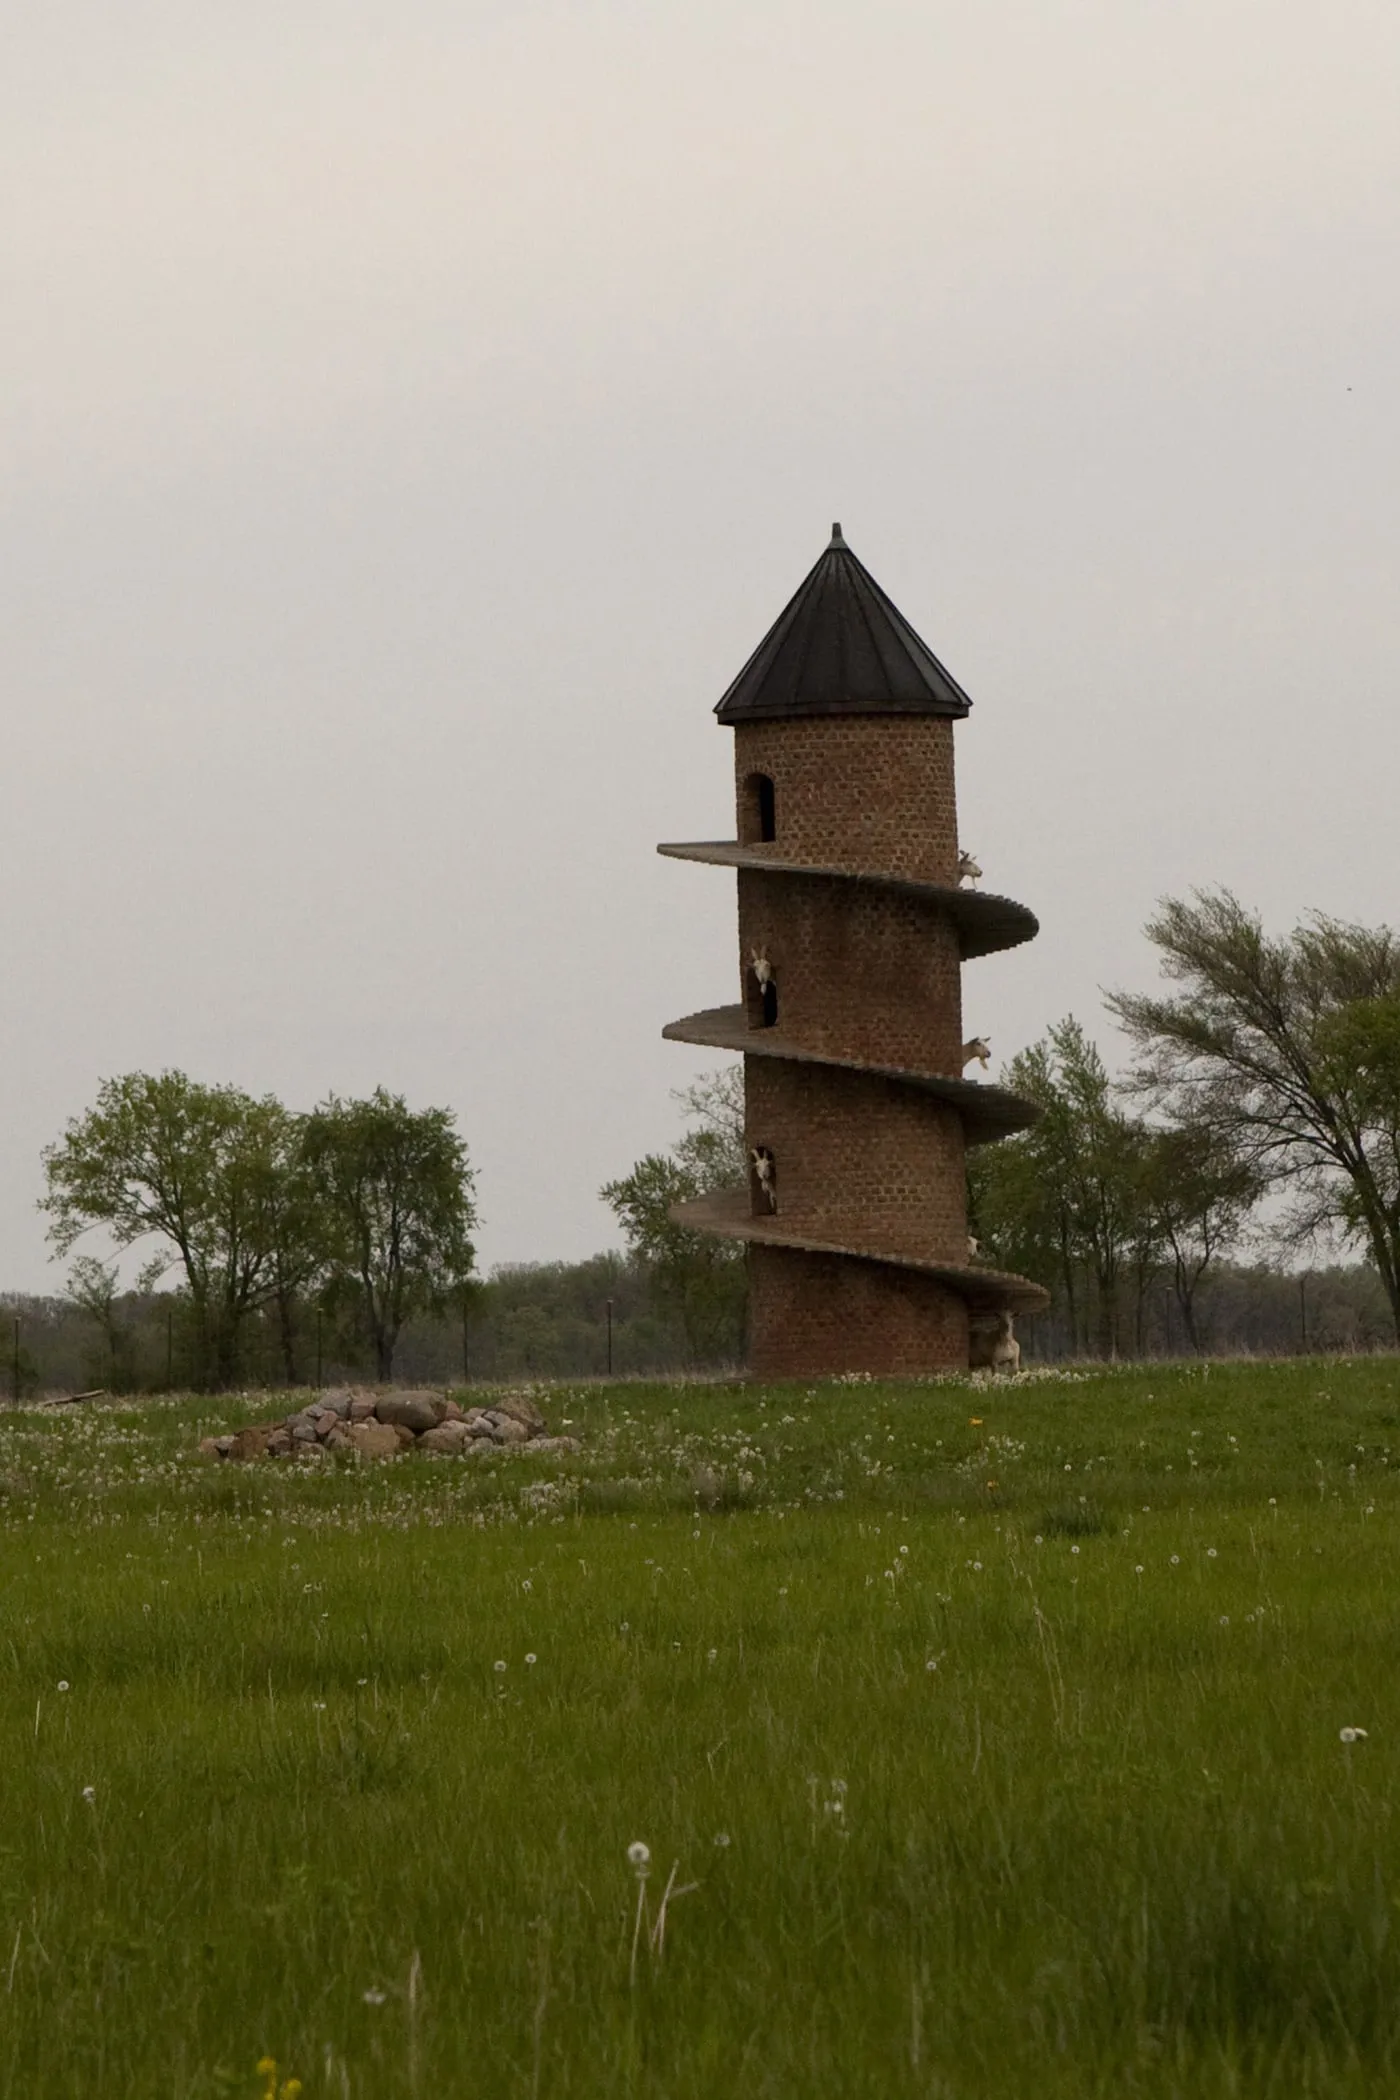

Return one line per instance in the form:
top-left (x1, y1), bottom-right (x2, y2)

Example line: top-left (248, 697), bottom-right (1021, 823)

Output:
top-left (741, 772), bottom-right (777, 844)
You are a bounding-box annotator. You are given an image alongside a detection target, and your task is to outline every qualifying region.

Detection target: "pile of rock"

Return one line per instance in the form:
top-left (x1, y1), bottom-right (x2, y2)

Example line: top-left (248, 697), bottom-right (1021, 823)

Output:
top-left (198, 1387), bottom-right (579, 1464)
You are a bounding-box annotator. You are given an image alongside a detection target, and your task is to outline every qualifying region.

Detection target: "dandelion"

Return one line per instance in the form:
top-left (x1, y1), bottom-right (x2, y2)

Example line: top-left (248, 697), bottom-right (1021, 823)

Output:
top-left (627, 1841), bottom-right (651, 1874)
top-left (713, 1832), bottom-right (731, 1848)
top-left (493, 1660), bottom-right (507, 1673)
top-left (925, 1657), bottom-right (938, 1672)
top-left (972, 1560), bottom-right (983, 1571)
top-left (1170, 1554), bottom-right (1180, 1566)
top-left (1135, 1565), bottom-right (1144, 1575)
top-left (312, 1700), bottom-right (326, 1711)
top-left (1070, 1545), bottom-right (1080, 1556)
top-left (525, 1653), bottom-right (537, 1666)
top-left (363, 1987), bottom-right (387, 2005)
top-left (1207, 1548), bottom-right (1218, 1559)
top-left (969, 1418), bottom-right (982, 1426)
top-left (1340, 1727), bottom-right (1369, 1744)
top-left (57, 1681), bottom-right (69, 1694)
top-left (81, 1785), bottom-right (96, 1804)
top-left (1034, 1534), bottom-right (1044, 1545)
top-left (1219, 1615), bottom-right (1230, 1626)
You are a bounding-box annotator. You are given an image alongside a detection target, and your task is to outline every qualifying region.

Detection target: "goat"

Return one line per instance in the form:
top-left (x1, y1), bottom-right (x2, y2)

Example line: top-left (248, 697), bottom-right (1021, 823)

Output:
top-left (969, 1310), bottom-right (1020, 1374)
top-left (966, 1234), bottom-right (981, 1260)
top-left (991, 1311), bottom-right (1020, 1375)
top-left (750, 951), bottom-right (774, 990)
top-left (956, 850), bottom-right (982, 888)
top-left (961, 1036), bottom-right (991, 1072)
top-left (750, 1145), bottom-right (777, 1213)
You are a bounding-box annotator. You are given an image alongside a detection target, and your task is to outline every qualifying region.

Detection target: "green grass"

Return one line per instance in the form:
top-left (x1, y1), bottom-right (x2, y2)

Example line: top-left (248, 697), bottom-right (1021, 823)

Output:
top-left (3, 1358), bottom-right (1400, 2096)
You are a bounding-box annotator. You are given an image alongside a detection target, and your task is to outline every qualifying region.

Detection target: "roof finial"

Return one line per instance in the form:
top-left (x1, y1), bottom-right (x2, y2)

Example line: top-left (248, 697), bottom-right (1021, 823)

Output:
top-left (829, 521), bottom-right (846, 548)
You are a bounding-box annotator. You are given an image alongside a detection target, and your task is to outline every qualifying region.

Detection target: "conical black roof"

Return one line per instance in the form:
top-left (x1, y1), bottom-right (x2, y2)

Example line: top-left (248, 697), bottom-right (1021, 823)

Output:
top-left (715, 525), bottom-right (973, 723)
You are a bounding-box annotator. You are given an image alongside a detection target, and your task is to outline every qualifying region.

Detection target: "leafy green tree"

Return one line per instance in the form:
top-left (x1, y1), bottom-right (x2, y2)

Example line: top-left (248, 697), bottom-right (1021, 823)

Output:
top-left (970, 1019), bottom-right (1157, 1356)
top-left (601, 1067), bottom-right (747, 1365)
top-left (304, 1090), bottom-right (477, 1381)
top-left (1109, 892), bottom-right (1400, 1341)
top-left (1139, 1122), bottom-right (1260, 1353)
top-left (65, 1256), bottom-right (144, 1392)
top-left (43, 1071), bottom-right (296, 1387)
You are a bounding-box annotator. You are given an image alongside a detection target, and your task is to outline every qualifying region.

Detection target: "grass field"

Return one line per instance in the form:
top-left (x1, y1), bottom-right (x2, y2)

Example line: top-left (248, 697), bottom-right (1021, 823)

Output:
top-left (3, 1358), bottom-right (1400, 2097)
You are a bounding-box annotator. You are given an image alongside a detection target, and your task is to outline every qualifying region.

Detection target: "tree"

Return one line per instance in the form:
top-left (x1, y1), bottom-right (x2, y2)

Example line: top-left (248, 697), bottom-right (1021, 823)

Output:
top-left (304, 1090), bottom-right (477, 1380)
top-left (601, 1067), bottom-right (747, 1364)
top-left (43, 1072), bottom-right (297, 1386)
top-left (1108, 891), bottom-right (1400, 1341)
top-left (970, 1019), bottom-right (1157, 1356)
top-left (1139, 1122), bottom-right (1260, 1354)
top-left (66, 1256), bottom-right (143, 1391)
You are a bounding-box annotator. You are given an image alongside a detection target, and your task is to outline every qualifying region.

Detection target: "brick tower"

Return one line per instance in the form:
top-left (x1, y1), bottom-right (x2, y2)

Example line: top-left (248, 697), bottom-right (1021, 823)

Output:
top-left (659, 525), bottom-right (1049, 1377)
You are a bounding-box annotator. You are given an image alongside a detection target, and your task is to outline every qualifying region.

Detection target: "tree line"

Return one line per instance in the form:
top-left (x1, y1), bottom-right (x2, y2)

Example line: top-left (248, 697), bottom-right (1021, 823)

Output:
top-left (41, 1073), bottom-right (477, 1388)
top-left (16, 885), bottom-right (1400, 1393)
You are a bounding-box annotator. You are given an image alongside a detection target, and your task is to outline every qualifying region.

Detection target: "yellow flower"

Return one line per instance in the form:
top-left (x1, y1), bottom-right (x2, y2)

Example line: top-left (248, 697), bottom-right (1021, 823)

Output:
top-left (256, 2062), bottom-right (277, 2080)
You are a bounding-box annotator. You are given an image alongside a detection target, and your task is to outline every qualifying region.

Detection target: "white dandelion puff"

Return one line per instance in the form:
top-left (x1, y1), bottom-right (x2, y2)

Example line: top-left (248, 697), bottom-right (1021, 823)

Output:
top-left (1340, 1727), bottom-right (1369, 1744)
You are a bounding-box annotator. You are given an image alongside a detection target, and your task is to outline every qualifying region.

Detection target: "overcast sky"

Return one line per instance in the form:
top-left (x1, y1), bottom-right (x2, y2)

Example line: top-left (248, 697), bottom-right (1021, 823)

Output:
top-left (1, 0), bottom-right (1397, 1291)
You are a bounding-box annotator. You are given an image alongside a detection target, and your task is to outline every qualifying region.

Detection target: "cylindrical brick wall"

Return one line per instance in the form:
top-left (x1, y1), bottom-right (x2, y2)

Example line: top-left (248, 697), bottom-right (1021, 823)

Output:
top-left (737, 869), bottom-right (965, 1077)
top-left (747, 1243), bottom-right (969, 1377)
top-left (744, 1056), bottom-right (968, 1266)
top-left (733, 717), bottom-right (959, 883)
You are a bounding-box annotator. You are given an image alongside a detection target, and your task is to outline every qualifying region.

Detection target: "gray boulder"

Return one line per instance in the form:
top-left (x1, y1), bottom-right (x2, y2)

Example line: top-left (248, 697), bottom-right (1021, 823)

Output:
top-left (375, 1391), bottom-right (442, 1434)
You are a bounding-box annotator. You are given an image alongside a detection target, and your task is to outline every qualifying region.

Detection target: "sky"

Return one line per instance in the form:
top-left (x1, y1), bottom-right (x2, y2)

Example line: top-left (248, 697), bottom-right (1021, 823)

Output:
top-left (1, 0), bottom-right (1398, 1291)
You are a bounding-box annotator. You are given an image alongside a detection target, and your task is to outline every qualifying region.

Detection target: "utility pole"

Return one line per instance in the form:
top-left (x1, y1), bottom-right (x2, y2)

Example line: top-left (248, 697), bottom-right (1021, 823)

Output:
top-left (1299, 1271), bottom-right (1308, 1354)
top-left (462, 1297), bottom-right (471, 1385)
top-left (316, 1308), bottom-right (324, 1389)
top-left (166, 1305), bottom-right (174, 1390)
top-left (605, 1298), bottom-right (614, 1378)
top-left (11, 1317), bottom-right (19, 1405)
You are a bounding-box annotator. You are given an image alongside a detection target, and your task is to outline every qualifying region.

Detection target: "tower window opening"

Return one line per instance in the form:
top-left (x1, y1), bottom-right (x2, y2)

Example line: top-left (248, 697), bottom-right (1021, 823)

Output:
top-left (742, 772), bottom-right (777, 844)
top-left (747, 952), bottom-right (779, 1030)
top-left (750, 1144), bottom-right (777, 1216)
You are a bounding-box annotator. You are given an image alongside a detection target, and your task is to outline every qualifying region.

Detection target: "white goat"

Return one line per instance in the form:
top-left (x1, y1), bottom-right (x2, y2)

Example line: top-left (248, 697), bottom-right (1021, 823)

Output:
top-left (956, 850), bottom-right (982, 888)
top-left (961, 1036), bottom-right (991, 1072)
top-left (750, 951), bottom-right (774, 990)
top-left (969, 1310), bottom-right (1020, 1374)
top-left (750, 1145), bottom-right (777, 1213)
top-left (991, 1311), bottom-right (1020, 1375)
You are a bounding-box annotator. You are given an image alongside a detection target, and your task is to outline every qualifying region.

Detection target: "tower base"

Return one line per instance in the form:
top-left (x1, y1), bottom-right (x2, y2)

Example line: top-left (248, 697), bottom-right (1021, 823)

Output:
top-left (747, 1243), bottom-right (969, 1379)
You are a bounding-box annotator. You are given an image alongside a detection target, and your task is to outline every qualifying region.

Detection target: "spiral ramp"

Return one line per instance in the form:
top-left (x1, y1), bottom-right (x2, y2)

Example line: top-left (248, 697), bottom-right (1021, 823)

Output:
top-left (657, 839), bottom-right (1051, 1335)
